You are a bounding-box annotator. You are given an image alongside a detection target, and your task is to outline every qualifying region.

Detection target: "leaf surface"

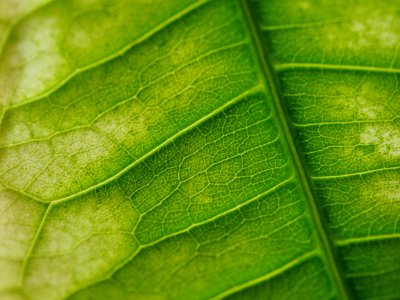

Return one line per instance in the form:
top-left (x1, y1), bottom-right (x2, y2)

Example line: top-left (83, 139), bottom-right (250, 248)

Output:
top-left (0, 0), bottom-right (399, 300)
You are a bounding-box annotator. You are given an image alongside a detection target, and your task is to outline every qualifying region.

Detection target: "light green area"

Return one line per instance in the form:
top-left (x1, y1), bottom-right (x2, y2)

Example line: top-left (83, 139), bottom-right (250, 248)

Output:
top-left (0, 0), bottom-right (399, 300)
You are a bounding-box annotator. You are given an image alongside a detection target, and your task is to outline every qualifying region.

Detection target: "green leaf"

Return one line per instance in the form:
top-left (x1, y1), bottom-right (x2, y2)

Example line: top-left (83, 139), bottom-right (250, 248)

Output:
top-left (0, 0), bottom-right (399, 299)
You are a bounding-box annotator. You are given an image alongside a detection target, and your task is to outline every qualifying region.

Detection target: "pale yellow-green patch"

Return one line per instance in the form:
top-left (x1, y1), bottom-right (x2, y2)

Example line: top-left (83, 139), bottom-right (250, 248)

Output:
top-left (360, 124), bottom-right (400, 159)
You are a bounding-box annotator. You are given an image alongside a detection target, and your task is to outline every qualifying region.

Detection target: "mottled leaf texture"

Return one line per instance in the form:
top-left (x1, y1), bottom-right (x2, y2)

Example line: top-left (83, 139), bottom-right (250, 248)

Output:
top-left (0, 0), bottom-right (399, 299)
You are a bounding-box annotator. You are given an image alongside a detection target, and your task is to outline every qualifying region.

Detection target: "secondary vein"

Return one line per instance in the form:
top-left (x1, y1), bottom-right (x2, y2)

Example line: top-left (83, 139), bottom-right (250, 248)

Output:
top-left (43, 85), bottom-right (262, 204)
top-left (275, 62), bottom-right (400, 74)
top-left (209, 250), bottom-right (319, 300)
top-left (18, 203), bottom-right (52, 287)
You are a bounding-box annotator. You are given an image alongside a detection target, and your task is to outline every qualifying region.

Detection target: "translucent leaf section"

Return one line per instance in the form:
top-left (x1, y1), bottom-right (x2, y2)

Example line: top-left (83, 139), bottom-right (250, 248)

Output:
top-left (0, 0), bottom-right (344, 299)
top-left (252, 0), bottom-right (400, 299)
top-left (7, 0), bottom-right (400, 299)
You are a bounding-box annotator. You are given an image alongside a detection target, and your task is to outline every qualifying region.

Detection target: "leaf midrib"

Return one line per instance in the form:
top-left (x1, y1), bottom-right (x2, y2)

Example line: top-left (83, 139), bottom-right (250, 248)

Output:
top-left (239, 0), bottom-right (351, 299)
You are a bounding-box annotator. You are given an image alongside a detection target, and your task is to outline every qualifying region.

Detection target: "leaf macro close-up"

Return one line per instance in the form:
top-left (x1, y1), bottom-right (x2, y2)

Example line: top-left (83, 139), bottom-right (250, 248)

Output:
top-left (1, 0), bottom-right (400, 299)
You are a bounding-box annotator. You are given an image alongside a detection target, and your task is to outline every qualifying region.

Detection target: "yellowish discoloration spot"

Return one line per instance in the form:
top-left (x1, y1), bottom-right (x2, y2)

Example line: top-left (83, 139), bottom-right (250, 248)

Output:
top-left (350, 14), bottom-right (400, 48)
top-left (360, 124), bottom-right (400, 158)
top-left (0, 0), bottom-right (50, 21)
top-left (298, 2), bottom-right (310, 10)
top-left (363, 177), bottom-right (400, 204)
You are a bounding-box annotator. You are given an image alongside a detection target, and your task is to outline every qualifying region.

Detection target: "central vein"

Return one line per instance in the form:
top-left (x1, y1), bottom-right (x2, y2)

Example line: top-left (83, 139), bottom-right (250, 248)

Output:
top-left (238, 0), bottom-right (351, 299)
